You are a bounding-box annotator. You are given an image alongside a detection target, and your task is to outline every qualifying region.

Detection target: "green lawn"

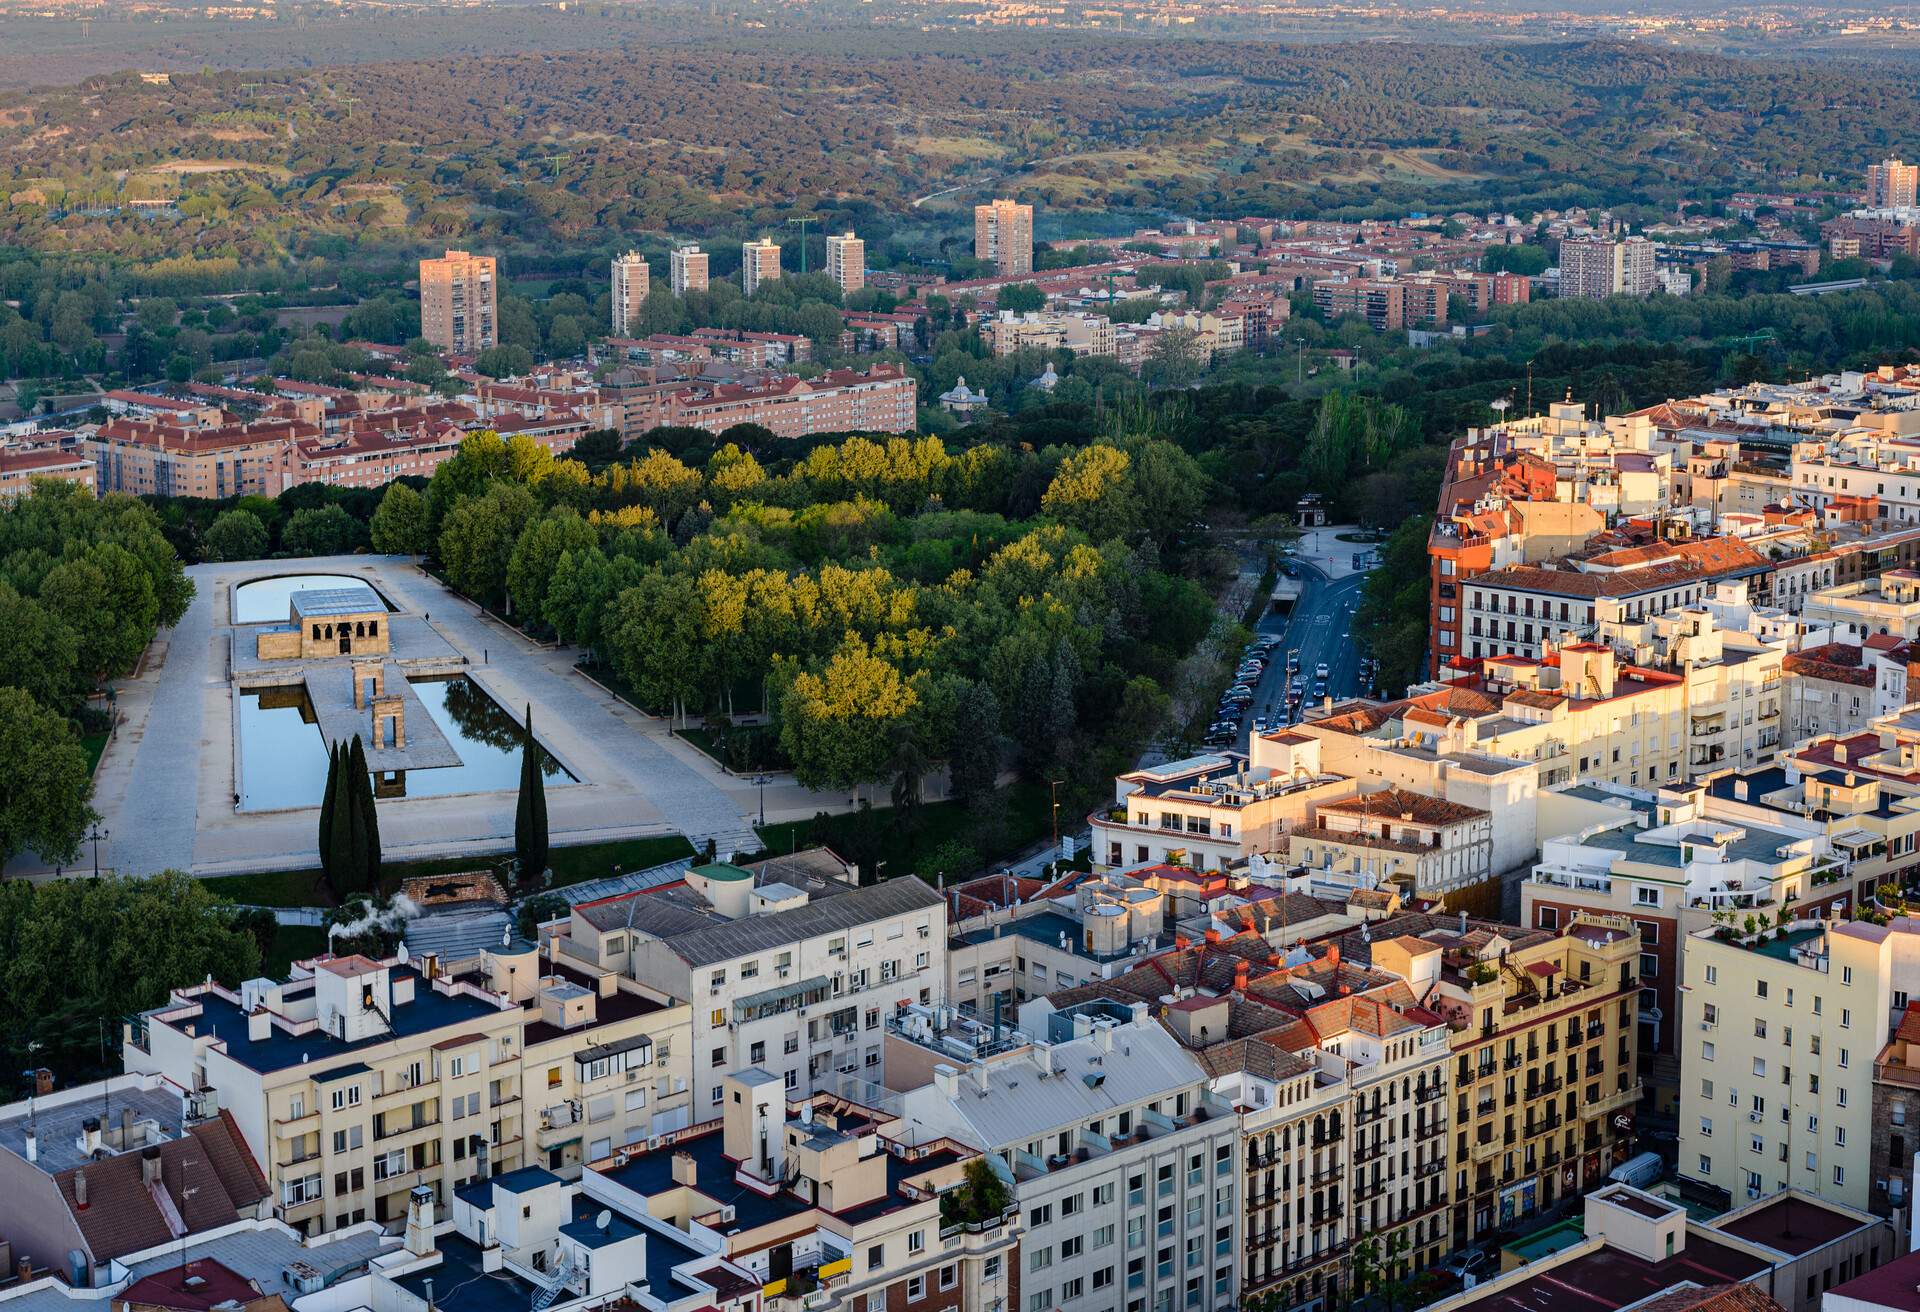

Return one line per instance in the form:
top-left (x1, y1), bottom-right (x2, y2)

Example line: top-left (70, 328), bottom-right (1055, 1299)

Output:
top-left (80, 731), bottom-right (110, 776)
top-left (199, 834), bottom-right (697, 908)
top-left (751, 785), bottom-right (1055, 882)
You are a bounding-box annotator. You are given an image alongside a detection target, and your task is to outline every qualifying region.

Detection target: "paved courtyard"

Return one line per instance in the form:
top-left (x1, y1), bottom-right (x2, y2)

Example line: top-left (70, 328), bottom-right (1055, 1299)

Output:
top-left (64, 555), bottom-right (843, 882)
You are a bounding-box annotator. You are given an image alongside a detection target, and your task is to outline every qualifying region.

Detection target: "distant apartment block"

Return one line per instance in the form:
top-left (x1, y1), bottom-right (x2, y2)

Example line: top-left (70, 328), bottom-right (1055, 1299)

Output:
top-left (669, 244), bottom-right (709, 297)
top-left (1868, 158), bottom-right (1919, 209)
top-left (741, 238), bottom-right (781, 295)
top-left (982, 309), bottom-right (1116, 358)
top-left (824, 231), bottom-right (865, 295)
top-left (0, 447), bottom-right (94, 499)
top-left (1312, 278), bottom-right (1408, 331)
top-left (88, 417), bottom-right (315, 498)
top-left (610, 251), bottom-right (650, 337)
top-left (974, 198), bottom-right (1034, 276)
top-left (1559, 236), bottom-right (1658, 300)
top-left (418, 249), bottom-right (497, 355)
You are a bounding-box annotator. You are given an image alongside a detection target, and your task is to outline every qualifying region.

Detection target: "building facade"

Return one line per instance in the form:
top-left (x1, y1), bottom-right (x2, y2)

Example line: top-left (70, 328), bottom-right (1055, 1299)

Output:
top-left (670, 245), bottom-right (710, 297)
top-left (825, 233), bottom-right (866, 296)
top-left (975, 200), bottom-right (1034, 277)
top-left (419, 249), bottom-right (498, 355)
top-left (742, 238), bottom-right (783, 295)
top-left (611, 252), bottom-right (650, 337)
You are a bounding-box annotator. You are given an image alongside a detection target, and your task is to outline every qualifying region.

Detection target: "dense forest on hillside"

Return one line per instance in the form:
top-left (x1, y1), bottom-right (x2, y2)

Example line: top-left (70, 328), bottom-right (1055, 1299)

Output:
top-left (0, 36), bottom-right (1908, 276)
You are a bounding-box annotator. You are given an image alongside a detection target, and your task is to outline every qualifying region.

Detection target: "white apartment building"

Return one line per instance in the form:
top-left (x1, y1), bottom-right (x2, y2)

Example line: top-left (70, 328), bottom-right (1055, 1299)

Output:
top-left (1288, 786), bottom-right (1494, 898)
top-left (611, 251), bottom-right (650, 337)
top-left (982, 309), bottom-right (1118, 359)
top-left (669, 244), bottom-right (709, 297)
top-left (1789, 417), bottom-right (1920, 523)
top-left (1805, 571), bottom-right (1920, 642)
top-left (1091, 741), bottom-right (1357, 875)
top-left (544, 863), bottom-right (946, 1113)
top-left (124, 953), bottom-right (528, 1236)
top-left (825, 232), bottom-right (865, 296)
top-left (898, 1003), bottom-right (1243, 1312)
top-left (1676, 917), bottom-right (1920, 1215)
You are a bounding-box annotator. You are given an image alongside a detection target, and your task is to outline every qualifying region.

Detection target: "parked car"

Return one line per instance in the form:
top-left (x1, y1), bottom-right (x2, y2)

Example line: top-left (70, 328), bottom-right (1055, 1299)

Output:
top-left (1315, 663), bottom-right (1330, 679)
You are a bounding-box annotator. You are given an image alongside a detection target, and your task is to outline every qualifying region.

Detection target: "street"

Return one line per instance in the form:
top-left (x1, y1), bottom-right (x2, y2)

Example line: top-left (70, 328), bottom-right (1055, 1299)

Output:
top-left (1232, 559), bottom-right (1370, 750)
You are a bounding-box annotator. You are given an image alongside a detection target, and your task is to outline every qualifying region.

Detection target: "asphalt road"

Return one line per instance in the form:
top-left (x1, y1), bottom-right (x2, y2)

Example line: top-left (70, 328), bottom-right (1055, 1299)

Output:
top-left (1213, 561), bottom-right (1371, 750)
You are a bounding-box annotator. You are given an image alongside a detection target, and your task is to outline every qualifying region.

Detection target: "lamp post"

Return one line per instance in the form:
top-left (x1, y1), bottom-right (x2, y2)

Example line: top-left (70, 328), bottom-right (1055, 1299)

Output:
top-left (86, 822), bottom-right (109, 877)
top-left (1048, 779), bottom-right (1065, 857)
top-left (750, 774), bottom-right (773, 828)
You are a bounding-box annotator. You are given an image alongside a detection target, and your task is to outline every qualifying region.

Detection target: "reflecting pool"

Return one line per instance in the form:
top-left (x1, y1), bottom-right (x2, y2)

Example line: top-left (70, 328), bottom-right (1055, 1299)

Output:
top-left (231, 574), bottom-right (397, 625)
top-left (235, 675), bottom-right (573, 811)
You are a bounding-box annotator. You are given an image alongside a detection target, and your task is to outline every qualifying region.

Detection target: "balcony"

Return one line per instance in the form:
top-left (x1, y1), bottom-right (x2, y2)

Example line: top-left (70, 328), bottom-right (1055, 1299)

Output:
top-left (1353, 1176), bottom-right (1388, 1203)
top-left (1353, 1139), bottom-right (1388, 1165)
top-left (1585, 1085), bottom-right (1641, 1118)
top-left (1415, 1084), bottom-right (1444, 1105)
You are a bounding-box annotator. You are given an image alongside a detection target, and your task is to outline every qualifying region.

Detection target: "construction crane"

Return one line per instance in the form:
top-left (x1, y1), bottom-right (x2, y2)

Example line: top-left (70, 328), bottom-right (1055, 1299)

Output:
top-left (1729, 328), bottom-right (1778, 354)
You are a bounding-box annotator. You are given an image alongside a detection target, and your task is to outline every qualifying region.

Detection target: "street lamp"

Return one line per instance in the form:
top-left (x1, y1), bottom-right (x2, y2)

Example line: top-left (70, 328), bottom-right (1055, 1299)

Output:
top-left (85, 822), bottom-right (109, 877)
top-left (1048, 779), bottom-right (1065, 856)
top-left (750, 773), bottom-right (773, 828)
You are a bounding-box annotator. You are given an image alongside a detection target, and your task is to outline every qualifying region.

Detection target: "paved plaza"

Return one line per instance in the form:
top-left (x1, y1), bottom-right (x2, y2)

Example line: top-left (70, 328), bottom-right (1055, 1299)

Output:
top-left (66, 556), bottom-right (845, 882)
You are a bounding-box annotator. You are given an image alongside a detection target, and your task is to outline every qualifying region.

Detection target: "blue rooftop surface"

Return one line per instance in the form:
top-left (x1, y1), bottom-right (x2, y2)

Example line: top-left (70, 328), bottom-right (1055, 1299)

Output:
top-left (395, 1235), bottom-right (528, 1312)
top-left (289, 586), bottom-right (385, 618)
top-left (174, 969), bottom-right (509, 1073)
top-left (952, 908), bottom-right (1152, 962)
top-left (599, 1131), bottom-right (814, 1232)
top-left (494, 1166), bottom-right (561, 1194)
top-left (561, 1213), bottom-right (645, 1250)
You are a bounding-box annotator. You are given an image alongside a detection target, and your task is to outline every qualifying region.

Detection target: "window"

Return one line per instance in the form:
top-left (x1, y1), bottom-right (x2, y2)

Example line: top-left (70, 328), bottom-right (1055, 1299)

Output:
top-left (330, 1085), bottom-right (360, 1110)
top-left (546, 1067), bottom-right (562, 1089)
top-left (1062, 1236), bottom-right (1083, 1260)
top-left (868, 1245), bottom-right (884, 1271)
top-left (1062, 1278), bottom-right (1084, 1302)
top-left (1030, 1294), bottom-right (1051, 1312)
top-left (1062, 1192), bottom-right (1084, 1217)
top-left (907, 1277), bottom-right (924, 1301)
top-left (1094, 1224), bottom-right (1115, 1249)
top-left (1706, 964), bottom-right (1718, 985)
top-left (1030, 1204), bottom-right (1054, 1228)
top-left (939, 1266), bottom-right (957, 1291)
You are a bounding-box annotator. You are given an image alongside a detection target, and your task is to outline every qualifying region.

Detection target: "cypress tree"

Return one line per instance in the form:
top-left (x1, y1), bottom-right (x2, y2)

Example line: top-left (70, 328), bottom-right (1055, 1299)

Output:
top-left (349, 735), bottom-right (380, 891)
top-left (327, 742), bottom-right (360, 894)
top-left (318, 741), bottom-right (340, 880)
top-left (515, 705), bottom-right (548, 882)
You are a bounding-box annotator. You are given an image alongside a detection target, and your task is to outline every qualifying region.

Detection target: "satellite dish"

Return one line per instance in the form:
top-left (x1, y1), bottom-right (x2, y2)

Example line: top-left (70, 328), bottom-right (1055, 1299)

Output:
top-left (594, 1210), bottom-right (611, 1231)
top-left (397, 942), bottom-right (410, 964)
top-left (501, 925), bottom-right (512, 949)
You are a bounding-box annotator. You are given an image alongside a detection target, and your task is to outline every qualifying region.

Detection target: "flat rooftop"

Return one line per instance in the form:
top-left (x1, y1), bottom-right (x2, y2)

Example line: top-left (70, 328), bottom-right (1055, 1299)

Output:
top-left (155, 971), bottom-right (509, 1074)
top-left (1827, 1249), bottom-right (1920, 1310)
top-left (288, 586), bottom-right (385, 618)
top-left (1462, 1231), bottom-right (1768, 1312)
top-left (1712, 1193), bottom-right (1868, 1255)
top-left (0, 1081), bottom-right (185, 1175)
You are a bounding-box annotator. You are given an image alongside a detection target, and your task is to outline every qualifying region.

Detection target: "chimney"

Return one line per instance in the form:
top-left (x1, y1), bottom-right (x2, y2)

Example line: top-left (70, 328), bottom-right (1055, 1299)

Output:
top-left (24, 1128), bottom-right (36, 1164)
top-left (972, 1063), bottom-right (991, 1095)
top-left (1327, 944), bottom-right (1340, 969)
top-left (141, 1146), bottom-right (162, 1187)
top-left (671, 1152), bottom-right (698, 1188)
top-left (473, 1134), bottom-right (490, 1180)
top-left (404, 1184), bottom-right (437, 1257)
top-left (247, 1010), bottom-right (271, 1042)
top-left (119, 1107), bottom-right (132, 1149)
top-left (73, 1169), bottom-right (88, 1210)
top-left (1836, 743), bottom-right (1848, 764)
top-left (80, 1118), bottom-right (101, 1156)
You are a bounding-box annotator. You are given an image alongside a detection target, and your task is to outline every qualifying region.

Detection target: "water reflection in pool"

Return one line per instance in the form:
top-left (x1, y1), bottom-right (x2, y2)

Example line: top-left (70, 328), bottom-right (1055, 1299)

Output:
top-left (235, 675), bottom-right (573, 811)
top-left (231, 574), bottom-right (397, 625)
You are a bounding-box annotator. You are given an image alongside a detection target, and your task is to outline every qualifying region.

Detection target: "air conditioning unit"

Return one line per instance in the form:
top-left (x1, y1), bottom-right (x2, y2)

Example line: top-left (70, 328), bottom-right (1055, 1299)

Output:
top-left (717, 1204), bottom-right (736, 1225)
top-left (1746, 1186), bottom-right (1762, 1199)
top-left (647, 1136), bottom-right (665, 1151)
top-left (625, 1070), bottom-right (639, 1084)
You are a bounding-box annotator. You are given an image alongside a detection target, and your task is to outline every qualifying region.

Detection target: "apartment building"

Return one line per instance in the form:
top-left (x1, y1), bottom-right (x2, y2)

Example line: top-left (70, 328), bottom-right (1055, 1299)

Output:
top-left (0, 446), bottom-right (94, 499)
top-left (1677, 916), bottom-right (1920, 1215)
top-left (419, 249), bottom-right (498, 355)
top-left (825, 232), bottom-right (866, 296)
top-left (669, 244), bottom-right (709, 296)
top-left (610, 251), bottom-right (650, 337)
top-left (982, 310), bottom-right (1117, 358)
top-left (896, 1002), bottom-right (1243, 1312)
top-left (1785, 644), bottom-right (1879, 742)
top-left (1311, 279), bottom-right (1406, 331)
top-left (1090, 742), bottom-right (1357, 875)
top-left (586, 1069), bottom-right (1020, 1312)
top-left (1459, 537), bottom-right (1770, 663)
top-left (122, 953), bottom-right (528, 1236)
top-left (542, 863), bottom-right (946, 1113)
top-left (742, 238), bottom-right (782, 295)
top-left (88, 417), bottom-right (314, 497)
top-left (1417, 912), bottom-right (1642, 1248)
top-left (1420, 1184), bottom-right (1891, 1312)
top-left (1789, 419), bottom-right (1920, 525)
top-left (1560, 236), bottom-right (1658, 300)
top-left (1288, 787), bottom-right (1493, 900)
top-left (514, 963), bottom-right (693, 1179)
top-left (636, 366), bottom-right (918, 439)
top-left (1869, 159), bottom-right (1919, 210)
top-left (974, 199), bottom-right (1034, 276)
top-left (1525, 781), bottom-right (1855, 1111)
top-left (1804, 571), bottom-right (1920, 642)
top-left (1870, 1001), bottom-right (1920, 1224)
top-left (1025, 925), bottom-right (1454, 1301)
